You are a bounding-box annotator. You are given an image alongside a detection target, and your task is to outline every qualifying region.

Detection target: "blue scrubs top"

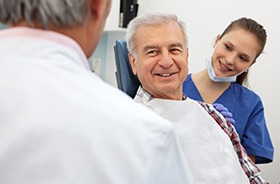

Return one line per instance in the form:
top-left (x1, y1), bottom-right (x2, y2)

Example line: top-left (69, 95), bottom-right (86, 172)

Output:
top-left (183, 74), bottom-right (274, 164)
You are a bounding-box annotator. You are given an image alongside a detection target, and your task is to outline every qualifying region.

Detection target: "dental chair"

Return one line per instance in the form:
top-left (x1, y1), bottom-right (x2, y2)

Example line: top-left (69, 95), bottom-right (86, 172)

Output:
top-left (114, 40), bottom-right (140, 98)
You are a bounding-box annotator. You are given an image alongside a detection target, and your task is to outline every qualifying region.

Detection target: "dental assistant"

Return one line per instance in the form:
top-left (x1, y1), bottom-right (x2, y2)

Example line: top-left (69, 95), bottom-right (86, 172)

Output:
top-left (183, 17), bottom-right (274, 164)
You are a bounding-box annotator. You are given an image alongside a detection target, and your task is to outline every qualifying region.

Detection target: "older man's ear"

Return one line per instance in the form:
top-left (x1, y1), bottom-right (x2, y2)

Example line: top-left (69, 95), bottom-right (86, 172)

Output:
top-left (89, 0), bottom-right (111, 20)
top-left (128, 53), bottom-right (138, 75)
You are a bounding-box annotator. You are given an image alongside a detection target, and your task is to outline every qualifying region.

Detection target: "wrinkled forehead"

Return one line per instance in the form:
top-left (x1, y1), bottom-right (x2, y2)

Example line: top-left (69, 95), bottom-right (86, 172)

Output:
top-left (134, 23), bottom-right (187, 50)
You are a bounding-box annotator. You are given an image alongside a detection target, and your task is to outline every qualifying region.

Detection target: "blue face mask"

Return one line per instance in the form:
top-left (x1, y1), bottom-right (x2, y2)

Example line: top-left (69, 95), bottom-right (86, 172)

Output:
top-left (205, 57), bottom-right (240, 82)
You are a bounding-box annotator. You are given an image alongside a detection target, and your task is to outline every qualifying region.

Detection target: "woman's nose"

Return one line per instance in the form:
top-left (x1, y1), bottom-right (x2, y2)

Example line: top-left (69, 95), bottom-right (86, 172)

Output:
top-left (225, 53), bottom-right (237, 64)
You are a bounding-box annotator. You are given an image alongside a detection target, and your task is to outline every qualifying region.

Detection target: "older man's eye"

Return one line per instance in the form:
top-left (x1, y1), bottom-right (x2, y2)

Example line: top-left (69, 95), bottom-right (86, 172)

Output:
top-left (147, 50), bottom-right (158, 56)
top-left (171, 48), bottom-right (182, 54)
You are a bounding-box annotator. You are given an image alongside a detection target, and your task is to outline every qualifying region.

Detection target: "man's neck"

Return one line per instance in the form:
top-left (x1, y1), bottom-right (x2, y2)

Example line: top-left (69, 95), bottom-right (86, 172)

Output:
top-left (141, 87), bottom-right (185, 101)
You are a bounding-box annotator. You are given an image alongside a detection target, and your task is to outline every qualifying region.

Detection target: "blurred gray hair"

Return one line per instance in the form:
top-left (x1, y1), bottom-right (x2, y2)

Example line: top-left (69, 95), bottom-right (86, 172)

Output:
top-left (0, 0), bottom-right (88, 29)
top-left (125, 13), bottom-right (188, 57)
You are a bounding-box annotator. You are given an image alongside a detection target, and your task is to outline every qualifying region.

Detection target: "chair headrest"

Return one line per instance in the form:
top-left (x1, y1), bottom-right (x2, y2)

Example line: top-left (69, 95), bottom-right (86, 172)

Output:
top-left (114, 40), bottom-right (140, 98)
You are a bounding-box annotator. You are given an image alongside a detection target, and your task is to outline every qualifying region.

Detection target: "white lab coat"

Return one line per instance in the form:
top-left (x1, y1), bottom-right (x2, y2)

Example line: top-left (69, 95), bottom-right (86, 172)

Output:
top-left (0, 28), bottom-right (192, 184)
top-left (135, 96), bottom-right (249, 184)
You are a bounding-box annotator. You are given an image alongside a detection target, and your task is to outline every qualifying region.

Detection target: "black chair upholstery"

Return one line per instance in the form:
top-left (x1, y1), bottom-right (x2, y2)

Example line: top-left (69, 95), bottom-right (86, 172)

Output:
top-left (113, 40), bottom-right (140, 98)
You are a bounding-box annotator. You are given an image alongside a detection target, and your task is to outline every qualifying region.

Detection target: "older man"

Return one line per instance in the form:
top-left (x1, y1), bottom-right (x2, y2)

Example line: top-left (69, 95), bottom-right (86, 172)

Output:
top-left (126, 13), bottom-right (267, 184)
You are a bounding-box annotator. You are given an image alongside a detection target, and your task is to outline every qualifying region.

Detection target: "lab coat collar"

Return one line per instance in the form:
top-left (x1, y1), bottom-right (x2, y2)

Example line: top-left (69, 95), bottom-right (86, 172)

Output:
top-left (0, 27), bottom-right (90, 70)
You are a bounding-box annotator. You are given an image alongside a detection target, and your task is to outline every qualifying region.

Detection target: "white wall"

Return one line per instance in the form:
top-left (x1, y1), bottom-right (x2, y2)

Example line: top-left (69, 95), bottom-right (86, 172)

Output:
top-left (104, 1), bottom-right (280, 183)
